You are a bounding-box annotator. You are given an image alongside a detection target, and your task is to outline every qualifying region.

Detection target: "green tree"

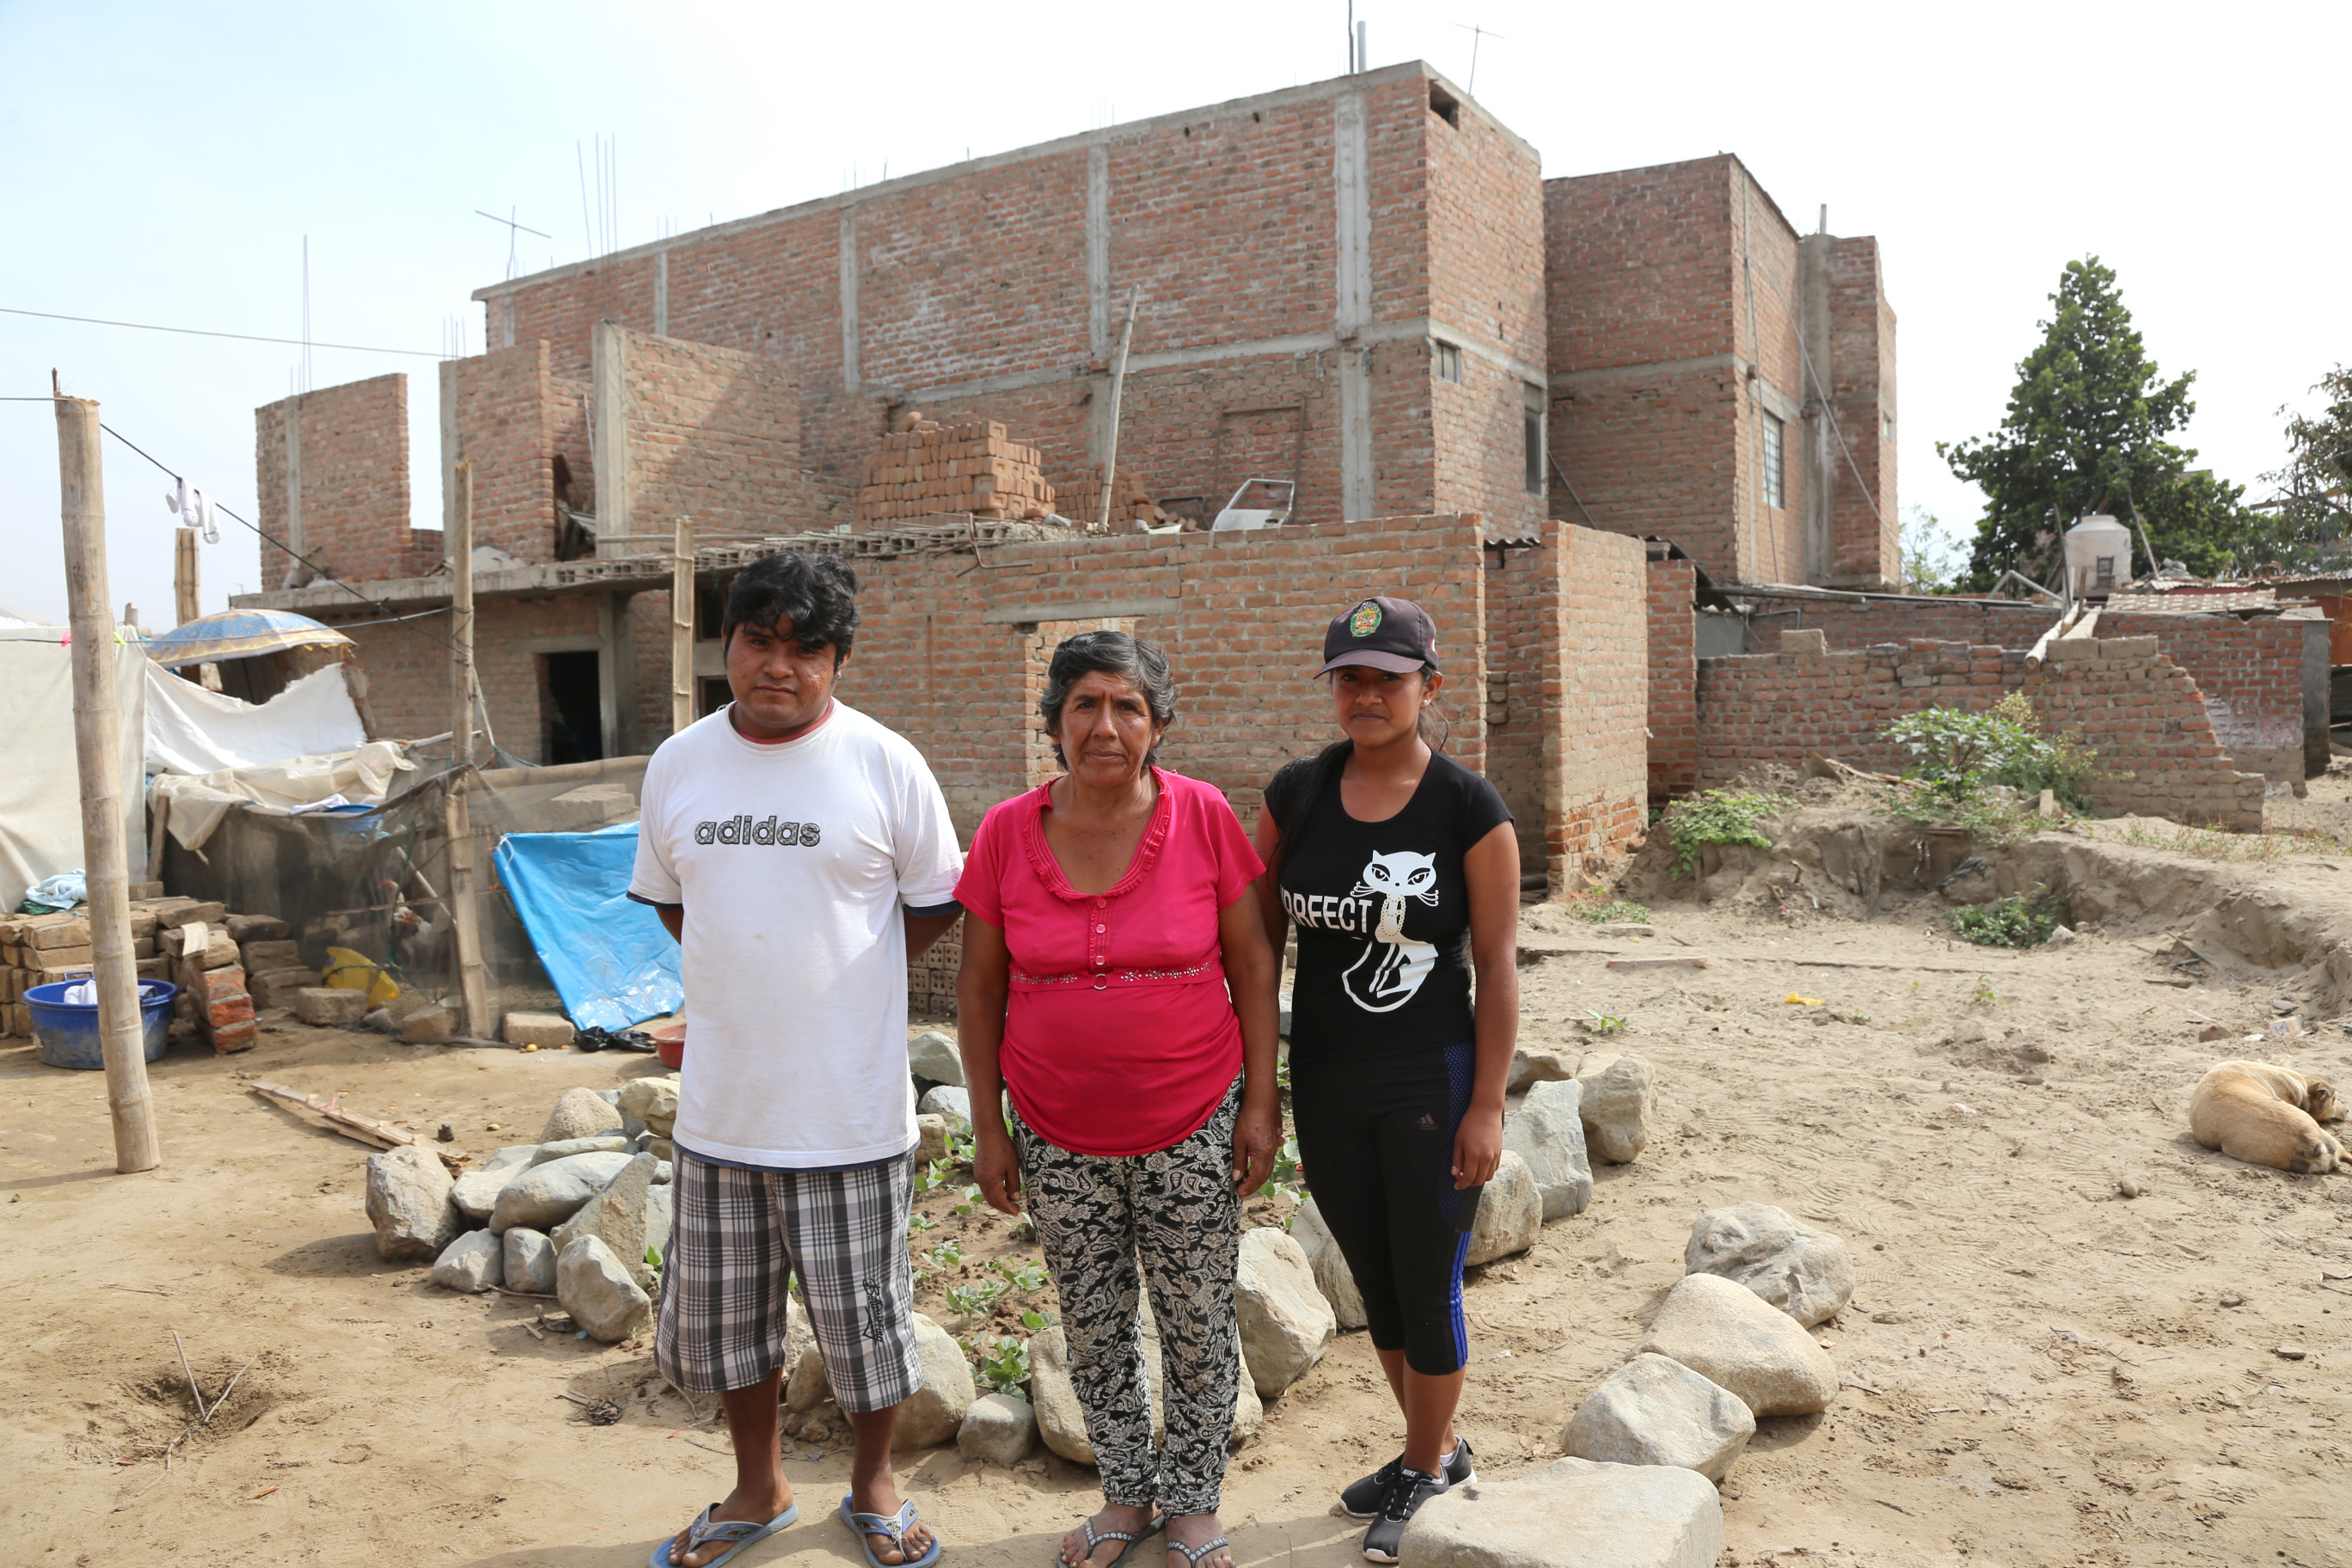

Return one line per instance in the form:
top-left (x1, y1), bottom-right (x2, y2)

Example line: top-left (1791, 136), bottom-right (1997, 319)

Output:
top-left (2259, 365), bottom-right (2352, 567)
top-left (1896, 505), bottom-right (1965, 593)
top-left (1939, 258), bottom-right (2268, 587)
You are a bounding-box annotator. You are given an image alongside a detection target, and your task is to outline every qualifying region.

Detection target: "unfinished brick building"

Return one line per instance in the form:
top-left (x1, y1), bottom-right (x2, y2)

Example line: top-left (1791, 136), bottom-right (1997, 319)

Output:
top-left (235, 62), bottom-right (1928, 880)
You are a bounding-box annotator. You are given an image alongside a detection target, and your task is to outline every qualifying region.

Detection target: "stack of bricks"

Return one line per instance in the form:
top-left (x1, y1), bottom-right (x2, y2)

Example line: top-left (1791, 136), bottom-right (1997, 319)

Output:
top-left (155, 901), bottom-right (257, 1054)
top-left (1058, 465), bottom-right (1162, 530)
top-left (856, 419), bottom-right (1056, 526)
top-left (908, 921), bottom-right (964, 1015)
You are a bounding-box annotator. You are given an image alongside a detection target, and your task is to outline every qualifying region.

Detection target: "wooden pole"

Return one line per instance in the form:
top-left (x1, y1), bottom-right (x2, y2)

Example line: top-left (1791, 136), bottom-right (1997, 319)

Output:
top-left (444, 461), bottom-right (490, 1038)
top-left (55, 394), bottom-right (162, 1174)
top-left (1096, 287), bottom-right (1142, 535)
top-left (173, 526), bottom-right (199, 626)
top-left (671, 517), bottom-right (695, 735)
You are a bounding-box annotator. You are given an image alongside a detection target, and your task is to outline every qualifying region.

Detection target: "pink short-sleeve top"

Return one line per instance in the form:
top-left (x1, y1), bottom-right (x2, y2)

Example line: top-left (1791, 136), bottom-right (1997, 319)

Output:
top-left (954, 768), bottom-right (1265, 1156)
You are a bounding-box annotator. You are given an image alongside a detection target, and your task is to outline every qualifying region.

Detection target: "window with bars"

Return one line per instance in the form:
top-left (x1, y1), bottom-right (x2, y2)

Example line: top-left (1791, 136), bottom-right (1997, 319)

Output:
top-left (1761, 411), bottom-right (1785, 509)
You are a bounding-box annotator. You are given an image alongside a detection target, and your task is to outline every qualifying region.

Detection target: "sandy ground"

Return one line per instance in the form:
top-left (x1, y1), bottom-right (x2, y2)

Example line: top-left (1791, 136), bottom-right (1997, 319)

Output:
top-left (6, 783), bottom-right (2352, 1568)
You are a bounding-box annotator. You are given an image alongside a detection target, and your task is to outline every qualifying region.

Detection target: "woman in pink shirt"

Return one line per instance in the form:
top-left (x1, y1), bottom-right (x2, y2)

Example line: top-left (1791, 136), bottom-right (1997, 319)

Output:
top-left (956, 631), bottom-right (1281, 1568)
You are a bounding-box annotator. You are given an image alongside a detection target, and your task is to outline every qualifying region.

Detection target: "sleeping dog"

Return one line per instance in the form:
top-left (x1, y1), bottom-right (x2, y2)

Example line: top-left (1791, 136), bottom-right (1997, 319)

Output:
top-left (2189, 1060), bottom-right (2343, 1174)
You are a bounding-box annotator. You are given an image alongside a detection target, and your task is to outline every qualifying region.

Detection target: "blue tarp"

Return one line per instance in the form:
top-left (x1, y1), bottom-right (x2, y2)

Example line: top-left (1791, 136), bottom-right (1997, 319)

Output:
top-left (493, 822), bottom-right (682, 1032)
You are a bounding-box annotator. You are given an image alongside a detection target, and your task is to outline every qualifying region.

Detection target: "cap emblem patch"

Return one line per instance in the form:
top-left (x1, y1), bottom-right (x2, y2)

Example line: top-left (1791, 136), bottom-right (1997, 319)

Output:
top-left (1348, 601), bottom-right (1383, 638)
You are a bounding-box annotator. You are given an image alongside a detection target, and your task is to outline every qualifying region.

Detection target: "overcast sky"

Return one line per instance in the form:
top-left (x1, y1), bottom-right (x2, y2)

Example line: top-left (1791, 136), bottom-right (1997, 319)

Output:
top-left (2, 1), bottom-right (2343, 625)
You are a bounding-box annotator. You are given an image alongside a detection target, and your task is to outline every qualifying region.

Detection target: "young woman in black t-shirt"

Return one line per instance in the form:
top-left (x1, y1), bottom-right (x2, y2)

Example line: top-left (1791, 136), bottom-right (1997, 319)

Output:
top-left (1250, 596), bottom-right (1519, 1563)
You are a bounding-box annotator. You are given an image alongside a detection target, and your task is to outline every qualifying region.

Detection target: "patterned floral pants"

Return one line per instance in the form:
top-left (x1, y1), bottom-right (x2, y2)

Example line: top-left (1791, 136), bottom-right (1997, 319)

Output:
top-left (1011, 1078), bottom-right (1242, 1516)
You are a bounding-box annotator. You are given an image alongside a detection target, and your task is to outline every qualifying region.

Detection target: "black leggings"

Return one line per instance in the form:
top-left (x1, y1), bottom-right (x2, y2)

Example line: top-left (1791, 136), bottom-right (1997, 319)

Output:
top-left (1290, 1040), bottom-right (1479, 1376)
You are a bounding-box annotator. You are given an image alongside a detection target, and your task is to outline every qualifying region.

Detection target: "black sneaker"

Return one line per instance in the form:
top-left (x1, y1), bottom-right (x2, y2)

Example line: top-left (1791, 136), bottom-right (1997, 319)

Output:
top-left (1340, 1437), bottom-right (1474, 1518)
top-left (1362, 1467), bottom-right (1449, 1563)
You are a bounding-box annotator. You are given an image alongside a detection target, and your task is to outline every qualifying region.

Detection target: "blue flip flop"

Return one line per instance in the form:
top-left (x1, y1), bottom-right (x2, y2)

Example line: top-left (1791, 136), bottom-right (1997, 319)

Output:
top-left (839, 1494), bottom-right (942, 1568)
top-left (649, 1501), bottom-right (799, 1568)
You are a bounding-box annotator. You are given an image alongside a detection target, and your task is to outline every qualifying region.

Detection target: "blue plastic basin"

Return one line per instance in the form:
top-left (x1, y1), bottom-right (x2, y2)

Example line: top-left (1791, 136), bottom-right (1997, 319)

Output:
top-left (26, 978), bottom-right (178, 1070)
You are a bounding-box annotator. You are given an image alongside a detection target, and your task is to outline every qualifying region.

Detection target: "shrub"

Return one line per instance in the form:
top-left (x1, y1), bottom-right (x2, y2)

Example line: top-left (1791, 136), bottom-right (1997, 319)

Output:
top-left (1571, 898), bottom-right (1652, 923)
top-left (1663, 791), bottom-right (1785, 878)
top-left (1880, 693), bottom-right (2096, 811)
top-left (1951, 888), bottom-right (2061, 948)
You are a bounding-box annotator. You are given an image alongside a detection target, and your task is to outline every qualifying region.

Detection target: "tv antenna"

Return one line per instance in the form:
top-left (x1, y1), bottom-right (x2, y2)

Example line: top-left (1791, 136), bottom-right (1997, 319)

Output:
top-left (477, 207), bottom-right (550, 280)
top-left (1453, 22), bottom-right (1506, 95)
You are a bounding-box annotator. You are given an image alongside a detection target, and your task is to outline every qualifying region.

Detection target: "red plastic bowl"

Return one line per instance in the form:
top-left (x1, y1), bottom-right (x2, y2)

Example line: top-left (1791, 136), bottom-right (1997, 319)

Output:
top-left (652, 1022), bottom-right (685, 1070)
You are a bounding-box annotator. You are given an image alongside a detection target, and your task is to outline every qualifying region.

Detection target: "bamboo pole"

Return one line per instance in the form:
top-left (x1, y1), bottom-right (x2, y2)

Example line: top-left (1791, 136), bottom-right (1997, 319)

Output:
top-left (1095, 287), bottom-right (1142, 535)
top-left (173, 526), bottom-right (199, 626)
top-left (444, 461), bottom-right (490, 1038)
top-left (55, 395), bottom-right (162, 1173)
top-left (671, 517), bottom-right (695, 735)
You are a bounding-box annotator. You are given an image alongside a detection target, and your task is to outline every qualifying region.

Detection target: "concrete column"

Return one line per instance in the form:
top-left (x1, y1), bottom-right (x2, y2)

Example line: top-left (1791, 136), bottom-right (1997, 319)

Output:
top-left (1332, 89), bottom-right (1374, 521)
top-left (591, 322), bottom-right (632, 548)
top-left (1087, 145), bottom-right (1111, 362)
top-left (839, 208), bottom-right (861, 392)
top-left (495, 296), bottom-right (517, 350)
top-left (654, 249), bottom-right (670, 338)
top-left (596, 589), bottom-right (634, 758)
top-left (1798, 234), bottom-right (1834, 586)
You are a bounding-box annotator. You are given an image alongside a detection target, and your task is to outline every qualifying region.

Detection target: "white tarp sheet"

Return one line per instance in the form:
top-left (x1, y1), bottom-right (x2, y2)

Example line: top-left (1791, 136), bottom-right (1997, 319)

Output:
top-left (144, 662), bottom-right (365, 776)
top-left (150, 742), bottom-right (416, 853)
top-left (0, 630), bottom-right (147, 915)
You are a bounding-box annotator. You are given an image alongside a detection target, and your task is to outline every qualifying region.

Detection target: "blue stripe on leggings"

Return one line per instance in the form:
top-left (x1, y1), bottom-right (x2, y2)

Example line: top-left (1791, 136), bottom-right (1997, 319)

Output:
top-left (1447, 1228), bottom-right (1471, 1370)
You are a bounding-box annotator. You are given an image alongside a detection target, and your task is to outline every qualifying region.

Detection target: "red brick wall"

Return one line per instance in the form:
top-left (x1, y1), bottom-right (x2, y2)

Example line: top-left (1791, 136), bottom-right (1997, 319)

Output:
top-left (1483, 535), bottom-right (1547, 875)
top-left (1545, 524), bottom-right (1650, 881)
top-left (441, 344), bottom-right (555, 564)
top-left (1694, 637), bottom-right (2265, 829)
top-left (1730, 162), bottom-right (1807, 585)
top-left (322, 596), bottom-right (604, 766)
top-left (254, 374), bottom-right (412, 585)
top-left (1761, 597), bottom-right (2306, 786)
top-left (1825, 237), bottom-right (1896, 586)
top-left (1647, 555), bottom-right (1699, 799)
top-left (619, 329), bottom-right (818, 536)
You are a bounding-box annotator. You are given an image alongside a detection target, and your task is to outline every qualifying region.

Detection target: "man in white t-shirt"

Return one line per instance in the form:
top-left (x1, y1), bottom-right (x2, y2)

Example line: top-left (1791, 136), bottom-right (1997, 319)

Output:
top-left (632, 552), bottom-right (961, 1568)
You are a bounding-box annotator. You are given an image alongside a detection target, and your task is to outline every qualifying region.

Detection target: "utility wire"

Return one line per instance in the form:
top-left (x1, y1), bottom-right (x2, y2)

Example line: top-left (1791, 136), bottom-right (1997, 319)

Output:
top-left (1, 305), bottom-right (445, 358)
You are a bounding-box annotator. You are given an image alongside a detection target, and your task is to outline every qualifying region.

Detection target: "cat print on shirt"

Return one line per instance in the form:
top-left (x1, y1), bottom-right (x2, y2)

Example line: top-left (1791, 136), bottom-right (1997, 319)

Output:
top-left (1341, 849), bottom-right (1442, 1013)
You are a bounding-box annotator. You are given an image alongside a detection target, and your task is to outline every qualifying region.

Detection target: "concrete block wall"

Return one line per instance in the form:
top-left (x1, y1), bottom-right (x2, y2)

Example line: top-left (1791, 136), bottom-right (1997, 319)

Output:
top-left (1545, 524), bottom-right (1650, 881)
top-left (1694, 637), bottom-right (2264, 830)
top-left (1647, 554), bottom-right (1700, 799)
top-left (1761, 597), bottom-right (2306, 787)
top-left (254, 374), bottom-right (413, 587)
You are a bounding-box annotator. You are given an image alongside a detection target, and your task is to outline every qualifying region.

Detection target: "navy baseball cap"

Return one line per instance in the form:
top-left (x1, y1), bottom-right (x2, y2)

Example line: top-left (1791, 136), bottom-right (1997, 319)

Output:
top-left (1316, 596), bottom-right (1442, 677)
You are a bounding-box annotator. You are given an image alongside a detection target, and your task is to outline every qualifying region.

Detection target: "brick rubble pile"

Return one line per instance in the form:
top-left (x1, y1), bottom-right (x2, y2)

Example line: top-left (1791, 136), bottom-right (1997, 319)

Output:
top-left (1, 898), bottom-right (325, 1054)
top-left (857, 419), bottom-right (1056, 525)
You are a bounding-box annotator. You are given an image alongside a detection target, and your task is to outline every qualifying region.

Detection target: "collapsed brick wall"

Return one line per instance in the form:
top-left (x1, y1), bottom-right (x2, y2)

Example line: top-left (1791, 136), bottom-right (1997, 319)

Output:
top-left (254, 375), bottom-right (413, 586)
top-left (1647, 554), bottom-right (1699, 799)
top-left (1694, 637), bottom-right (2264, 830)
top-left (1761, 597), bottom-right (2306, 786)
top-left (1545, 524), bottom-right (1650, 881)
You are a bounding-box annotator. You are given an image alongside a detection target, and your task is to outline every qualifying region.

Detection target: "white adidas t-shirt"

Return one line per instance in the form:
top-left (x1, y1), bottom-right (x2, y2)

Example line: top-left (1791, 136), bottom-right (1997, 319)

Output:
top-left (629, 701), bottom-right (962, 1167)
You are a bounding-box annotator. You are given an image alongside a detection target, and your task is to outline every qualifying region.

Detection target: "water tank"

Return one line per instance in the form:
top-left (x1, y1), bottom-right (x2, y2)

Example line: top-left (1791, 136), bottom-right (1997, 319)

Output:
top-left (2064, 514), bottom-right (2134, 597)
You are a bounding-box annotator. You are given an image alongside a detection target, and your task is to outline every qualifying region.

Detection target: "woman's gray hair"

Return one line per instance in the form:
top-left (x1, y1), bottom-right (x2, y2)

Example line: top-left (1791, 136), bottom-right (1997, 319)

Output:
top-left (1039, 630), bottom-right (1177, 768)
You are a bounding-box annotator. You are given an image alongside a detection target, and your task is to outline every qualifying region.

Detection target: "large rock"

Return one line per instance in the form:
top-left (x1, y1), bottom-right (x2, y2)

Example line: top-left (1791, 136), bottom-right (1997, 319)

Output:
top-left (918, 1085), bottom-right (972, 1130)
top-left (451, 1144), bottom-right (537, 1222)
top-left (616, 1075), bottom-right (679, 1137)
top-left (1576, 1051), bottom-right (1653, 1164)
top-left (916, 1113), bottom-right (951, 1163)
top-left (1509, 1045), bottom-right (1579, 1095)
top-left (907, 1030), bottom-right (964, 1086)
top-left (530, 1135), bottom-right (630, 1167)
top-left (1400, 1456), bottom-right (1723, 1568)
top-left (1234, 1227), bottom-right (1335, 1399)
top-left (556, 1234), bottom-right (652, 1343)
top-left (957, 1391), bottom-right (1038, 1466)
top-left (1559, 1354), bottom-right (1755, 1483)
top-left (489, 1150), bottom-right (633, 1234)
top-left (552, 1155), bottom-right (668, 1290)
top-left (430, 1228), bottom-right (504, 1292)
top-left (398, 1006), bottom-right (456, 1044)
top-left (542, 1086), bottom-right (625, 1144)
top-left (1636, 1273), bottom-right (1838, 1418)
top-left (364, 1144), bottom-right (463, 1262)
top-left (1683, 1204), bottom-right (1854, 1328)
top-left (502, 1011), bottom-right (574, 1049)
top-left (1504, 1079), bottom-right (1594, 1220)
top-left (504, 1227), bottom-right (557, 1293)
top-left (893, 1313), bottom-right (977, 1449)
top-left (1464, 1150), bottom-right (1543, 1266)
top-left (1289, 1197), bottom-right (1367, 1330)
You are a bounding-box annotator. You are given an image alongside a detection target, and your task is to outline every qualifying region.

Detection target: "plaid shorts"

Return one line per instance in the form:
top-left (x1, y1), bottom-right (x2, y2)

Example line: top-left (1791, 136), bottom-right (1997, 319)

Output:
top-left (655, 1147), bottom-right (922, 1410)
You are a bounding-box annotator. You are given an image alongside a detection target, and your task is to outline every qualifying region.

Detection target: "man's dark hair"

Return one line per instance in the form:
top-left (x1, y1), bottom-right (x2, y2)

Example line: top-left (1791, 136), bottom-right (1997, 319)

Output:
top-left (1038, 630), bottom-right (1176, 768)
top-left (721, 552), bottom-right (860, 662)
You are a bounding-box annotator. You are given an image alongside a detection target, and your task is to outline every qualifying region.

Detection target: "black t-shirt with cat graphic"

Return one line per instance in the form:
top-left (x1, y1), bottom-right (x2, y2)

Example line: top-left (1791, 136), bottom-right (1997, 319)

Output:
top-left (1265, 748), bottom-right (1513, 1067)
